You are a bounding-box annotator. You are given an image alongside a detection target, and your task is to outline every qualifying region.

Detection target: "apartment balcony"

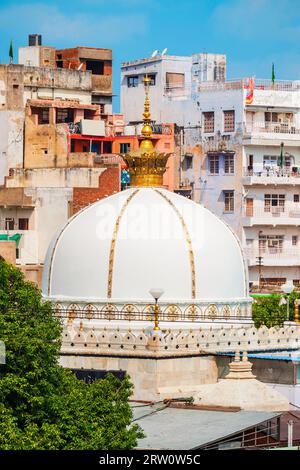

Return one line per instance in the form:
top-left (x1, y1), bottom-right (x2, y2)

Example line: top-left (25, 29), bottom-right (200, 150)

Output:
top-left (243, 205), bottom-right (300, 226)
top-left (243, 168), bottom-right (300, 186)
top-left (244, 247), bottom-right (300, 267)
top-left (243, 122), bottom-right (300, 145)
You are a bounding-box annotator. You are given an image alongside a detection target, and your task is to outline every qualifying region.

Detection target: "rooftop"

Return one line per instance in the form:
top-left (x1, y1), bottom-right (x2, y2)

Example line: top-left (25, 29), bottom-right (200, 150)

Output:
top-left (133, 404), bottom-right (280, 449)
top-left (198, 78), bottom-right (300, 92)
top-left (121, 55), bottom-right (191, 68)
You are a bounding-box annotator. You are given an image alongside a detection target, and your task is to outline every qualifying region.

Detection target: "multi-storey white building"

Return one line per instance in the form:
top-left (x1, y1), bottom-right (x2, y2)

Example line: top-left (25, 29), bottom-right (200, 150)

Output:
top-left (120, 53), bottom-right (300, 289)
top-left (196, 78), bottom-right (300, 289)
top-left (121, 52), bottom-right (226, 126)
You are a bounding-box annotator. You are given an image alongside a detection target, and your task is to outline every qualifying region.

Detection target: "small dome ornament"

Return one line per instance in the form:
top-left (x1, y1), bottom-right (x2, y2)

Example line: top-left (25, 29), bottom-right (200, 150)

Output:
top-left (122, 75), bottom-right (172, 187)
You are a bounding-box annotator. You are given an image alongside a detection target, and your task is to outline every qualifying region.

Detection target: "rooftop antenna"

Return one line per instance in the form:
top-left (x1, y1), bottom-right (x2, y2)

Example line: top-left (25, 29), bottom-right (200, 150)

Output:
top-left (161, 48), bottom-right (168, 56)
top-left (151, 49), bottom-right (159, 58)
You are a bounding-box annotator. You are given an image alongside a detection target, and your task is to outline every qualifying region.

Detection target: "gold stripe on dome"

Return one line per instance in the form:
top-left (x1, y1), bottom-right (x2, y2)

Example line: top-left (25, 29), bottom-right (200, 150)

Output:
top-left (107, 189), bottom-right (140, 298)
top-left (154, 189), bottom-right (196, 299)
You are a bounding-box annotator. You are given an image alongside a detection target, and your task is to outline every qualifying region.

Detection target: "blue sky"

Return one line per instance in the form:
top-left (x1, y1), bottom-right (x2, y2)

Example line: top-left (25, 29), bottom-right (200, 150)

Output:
top-left (1, 0), bottom-right (300, 111)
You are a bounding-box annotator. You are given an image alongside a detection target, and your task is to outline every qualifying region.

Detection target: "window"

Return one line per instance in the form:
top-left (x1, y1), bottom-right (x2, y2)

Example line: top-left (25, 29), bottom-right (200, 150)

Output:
top-left (182, 154), bottom-right (193, 171)
top-left (85, 60), bottom-right (104, 75)
top-left (166, 72), bottom-right (184, 89)
top-left (5, 218), bottom-right (14, 230)
top-left (259, 234), bottom-right (284, 253)
top-left (264, 194), bottom-right (285, 212)
top-left (120, 143), bottom-right (130, 153)
top-left (214, 65), bottom-right (225, 81)
top-left (208, 154), bottom-right (219, 174)
top-left (148, 74), bottom-right (156, 86)
top-left (261, 278), bottom-right (286, 287)
top-left (203, 112), bottom-right (214, 133)
top-left (265, 112), bottom-right (278, 123)
top-left (294, 194), bottom-right (300, 203)
top-left (292, 235), bottom-right (298, 246)
top-left (224, 153), bottom-right (234, 174)
top-left (127, 76), bottom-right (138, 88)
top-left (223, 110), bottom-right (235, 132)
top-left (31, 107), bottom-right (50, 125)
top-left (56, 108), bottom-right (74, 124)
top-left (99, 104), bottom-right (105, 114)
top-left (18, 218), bottom-right (29, 230)
top-left (224, 191), bottom-right (234, 212)
top-left (263, 156), bottom-right (278, 168)
top-left (56, 54), bottom-right (63, 68)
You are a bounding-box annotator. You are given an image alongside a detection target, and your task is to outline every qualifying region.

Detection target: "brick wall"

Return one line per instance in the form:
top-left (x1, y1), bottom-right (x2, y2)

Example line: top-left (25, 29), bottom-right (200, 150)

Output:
top-left (71, 166), bottom-right (120, 214)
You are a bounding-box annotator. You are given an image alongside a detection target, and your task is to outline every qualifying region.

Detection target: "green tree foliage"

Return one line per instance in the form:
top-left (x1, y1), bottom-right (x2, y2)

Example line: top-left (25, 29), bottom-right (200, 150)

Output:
top-left (0, 259), bottom-right (143, 449)
top-left (252, 292), bottom-right (300, 328)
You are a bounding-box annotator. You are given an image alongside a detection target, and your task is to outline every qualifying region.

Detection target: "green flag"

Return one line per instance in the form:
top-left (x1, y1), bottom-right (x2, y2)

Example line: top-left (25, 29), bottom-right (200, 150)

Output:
top-left (9, 40), bottom-right (13, 63)
top-left (277, 142), bottom-right (284, 168)
top-left (272, 63), bottom-right (275, 84)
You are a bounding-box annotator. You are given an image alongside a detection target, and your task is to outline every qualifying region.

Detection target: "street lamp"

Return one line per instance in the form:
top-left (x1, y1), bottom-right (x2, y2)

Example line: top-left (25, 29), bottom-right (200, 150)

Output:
top-left (149, 288), bottom-right (164, 331)
top-left (282, 283), bottom-right (294, 321)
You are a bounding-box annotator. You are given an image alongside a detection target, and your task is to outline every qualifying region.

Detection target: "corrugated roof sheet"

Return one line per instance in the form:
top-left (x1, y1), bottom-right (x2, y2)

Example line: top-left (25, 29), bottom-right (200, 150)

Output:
top-left (132, 405), bottom-right (280, 450)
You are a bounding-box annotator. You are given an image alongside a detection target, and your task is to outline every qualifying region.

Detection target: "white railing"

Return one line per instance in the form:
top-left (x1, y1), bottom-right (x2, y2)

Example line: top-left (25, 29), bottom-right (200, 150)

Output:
top-left (244, 247), bottom-right (300, 261)
top-left (243, 168), bottom-right (300, 184)
top-left (198, 78), bottom-right (300, 93)
top-left (244, 168), bottom-right (300, 177)
top-left (244, 205), bottom-right (300, 220)
top-left (245, 122), bottom-right (300, 135)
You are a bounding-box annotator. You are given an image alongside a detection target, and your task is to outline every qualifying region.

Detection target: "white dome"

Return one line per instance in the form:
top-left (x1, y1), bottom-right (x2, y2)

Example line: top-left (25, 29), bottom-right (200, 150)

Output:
top-left (42, 187), bottom-right (249, 312)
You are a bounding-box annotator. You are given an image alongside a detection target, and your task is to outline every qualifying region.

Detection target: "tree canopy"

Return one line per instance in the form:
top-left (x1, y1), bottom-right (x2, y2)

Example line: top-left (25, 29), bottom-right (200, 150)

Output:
top-left (252, 291), bottom-right (300, 328)
top-left (0, 259), bottom-right (143, 449)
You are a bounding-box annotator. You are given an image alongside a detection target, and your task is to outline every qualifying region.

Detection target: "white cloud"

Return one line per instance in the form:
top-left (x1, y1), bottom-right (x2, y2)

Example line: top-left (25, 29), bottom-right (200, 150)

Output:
top-left (0, 2), bottom-right (149, 46)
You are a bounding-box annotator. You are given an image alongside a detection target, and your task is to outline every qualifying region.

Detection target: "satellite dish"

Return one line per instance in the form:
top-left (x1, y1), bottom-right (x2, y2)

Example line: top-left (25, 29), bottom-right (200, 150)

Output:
top-left (161, 48), bottom-right (168, 56)
top-left (151, 50), bottom-right (159, 58)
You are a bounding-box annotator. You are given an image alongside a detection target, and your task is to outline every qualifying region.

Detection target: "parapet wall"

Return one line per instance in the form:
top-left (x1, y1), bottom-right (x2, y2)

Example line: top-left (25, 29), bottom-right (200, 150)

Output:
top-left (61, 323), bottom-right (300, 357)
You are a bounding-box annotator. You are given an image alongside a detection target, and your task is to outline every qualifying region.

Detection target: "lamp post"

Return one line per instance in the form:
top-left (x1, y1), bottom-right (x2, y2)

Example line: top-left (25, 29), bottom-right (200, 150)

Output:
top-left (149, 288), bottom-right (164, 331)
top-left (282, 283), bottom-right (293, 321)
top-left (294, 299), bottom-right (300, 324)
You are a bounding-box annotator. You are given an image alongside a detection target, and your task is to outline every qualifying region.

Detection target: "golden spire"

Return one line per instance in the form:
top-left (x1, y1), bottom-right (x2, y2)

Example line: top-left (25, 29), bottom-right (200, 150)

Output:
top-left (140, 75), bottom-right (154, 152)
top-left (122, 74), bottom-right (171, 187)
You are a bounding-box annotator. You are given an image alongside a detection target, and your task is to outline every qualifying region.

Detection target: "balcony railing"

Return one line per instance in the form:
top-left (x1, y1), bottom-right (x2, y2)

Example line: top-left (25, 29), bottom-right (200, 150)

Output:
top-left (245, 122), bottom-right (300, 136)
top-left (244, 247), bottom-right (300, 260)
top-left (198, 78), bottom-right (300, 93)
top-left (244, 168), bottom-right (300, 177)
top-left (244, 247), bottom-right (300, 266)
top-left (244, 204), bottom-right (300, 221)
top-left (243, 168), bottom-right (300, 184)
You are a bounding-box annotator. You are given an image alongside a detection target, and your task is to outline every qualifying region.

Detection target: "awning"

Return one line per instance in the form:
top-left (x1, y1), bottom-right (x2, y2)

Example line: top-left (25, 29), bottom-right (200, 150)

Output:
top-left (0, 233), bottom-right (22, 247)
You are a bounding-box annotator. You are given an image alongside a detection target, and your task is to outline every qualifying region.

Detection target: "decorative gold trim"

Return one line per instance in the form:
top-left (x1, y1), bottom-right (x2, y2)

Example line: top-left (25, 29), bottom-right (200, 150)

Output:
top-left (184, 304), bottom-right (201, 322)
top-left (205, 304), bottom-right (218, 320)
top-left (107, 189), bottom-right (140, 298)
top-left (164, 304), bottom-right (181, 322)
top-left (235, 304), bottom-right (242, 319)
top-left (154, 189), bottom-right (196, 298)
top-left (221, 304), bottom-right (231, 319)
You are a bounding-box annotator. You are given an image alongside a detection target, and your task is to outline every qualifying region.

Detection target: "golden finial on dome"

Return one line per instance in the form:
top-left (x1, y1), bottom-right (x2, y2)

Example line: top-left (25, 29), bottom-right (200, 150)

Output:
top-left (140, 75), bottom-right (154, 151)
top-left (122, 74), bottom-right (172, 187)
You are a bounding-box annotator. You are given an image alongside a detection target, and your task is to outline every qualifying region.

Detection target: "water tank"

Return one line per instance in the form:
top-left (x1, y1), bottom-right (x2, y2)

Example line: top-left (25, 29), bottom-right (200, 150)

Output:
top-left (28, 34), bottom-right (42, 46)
